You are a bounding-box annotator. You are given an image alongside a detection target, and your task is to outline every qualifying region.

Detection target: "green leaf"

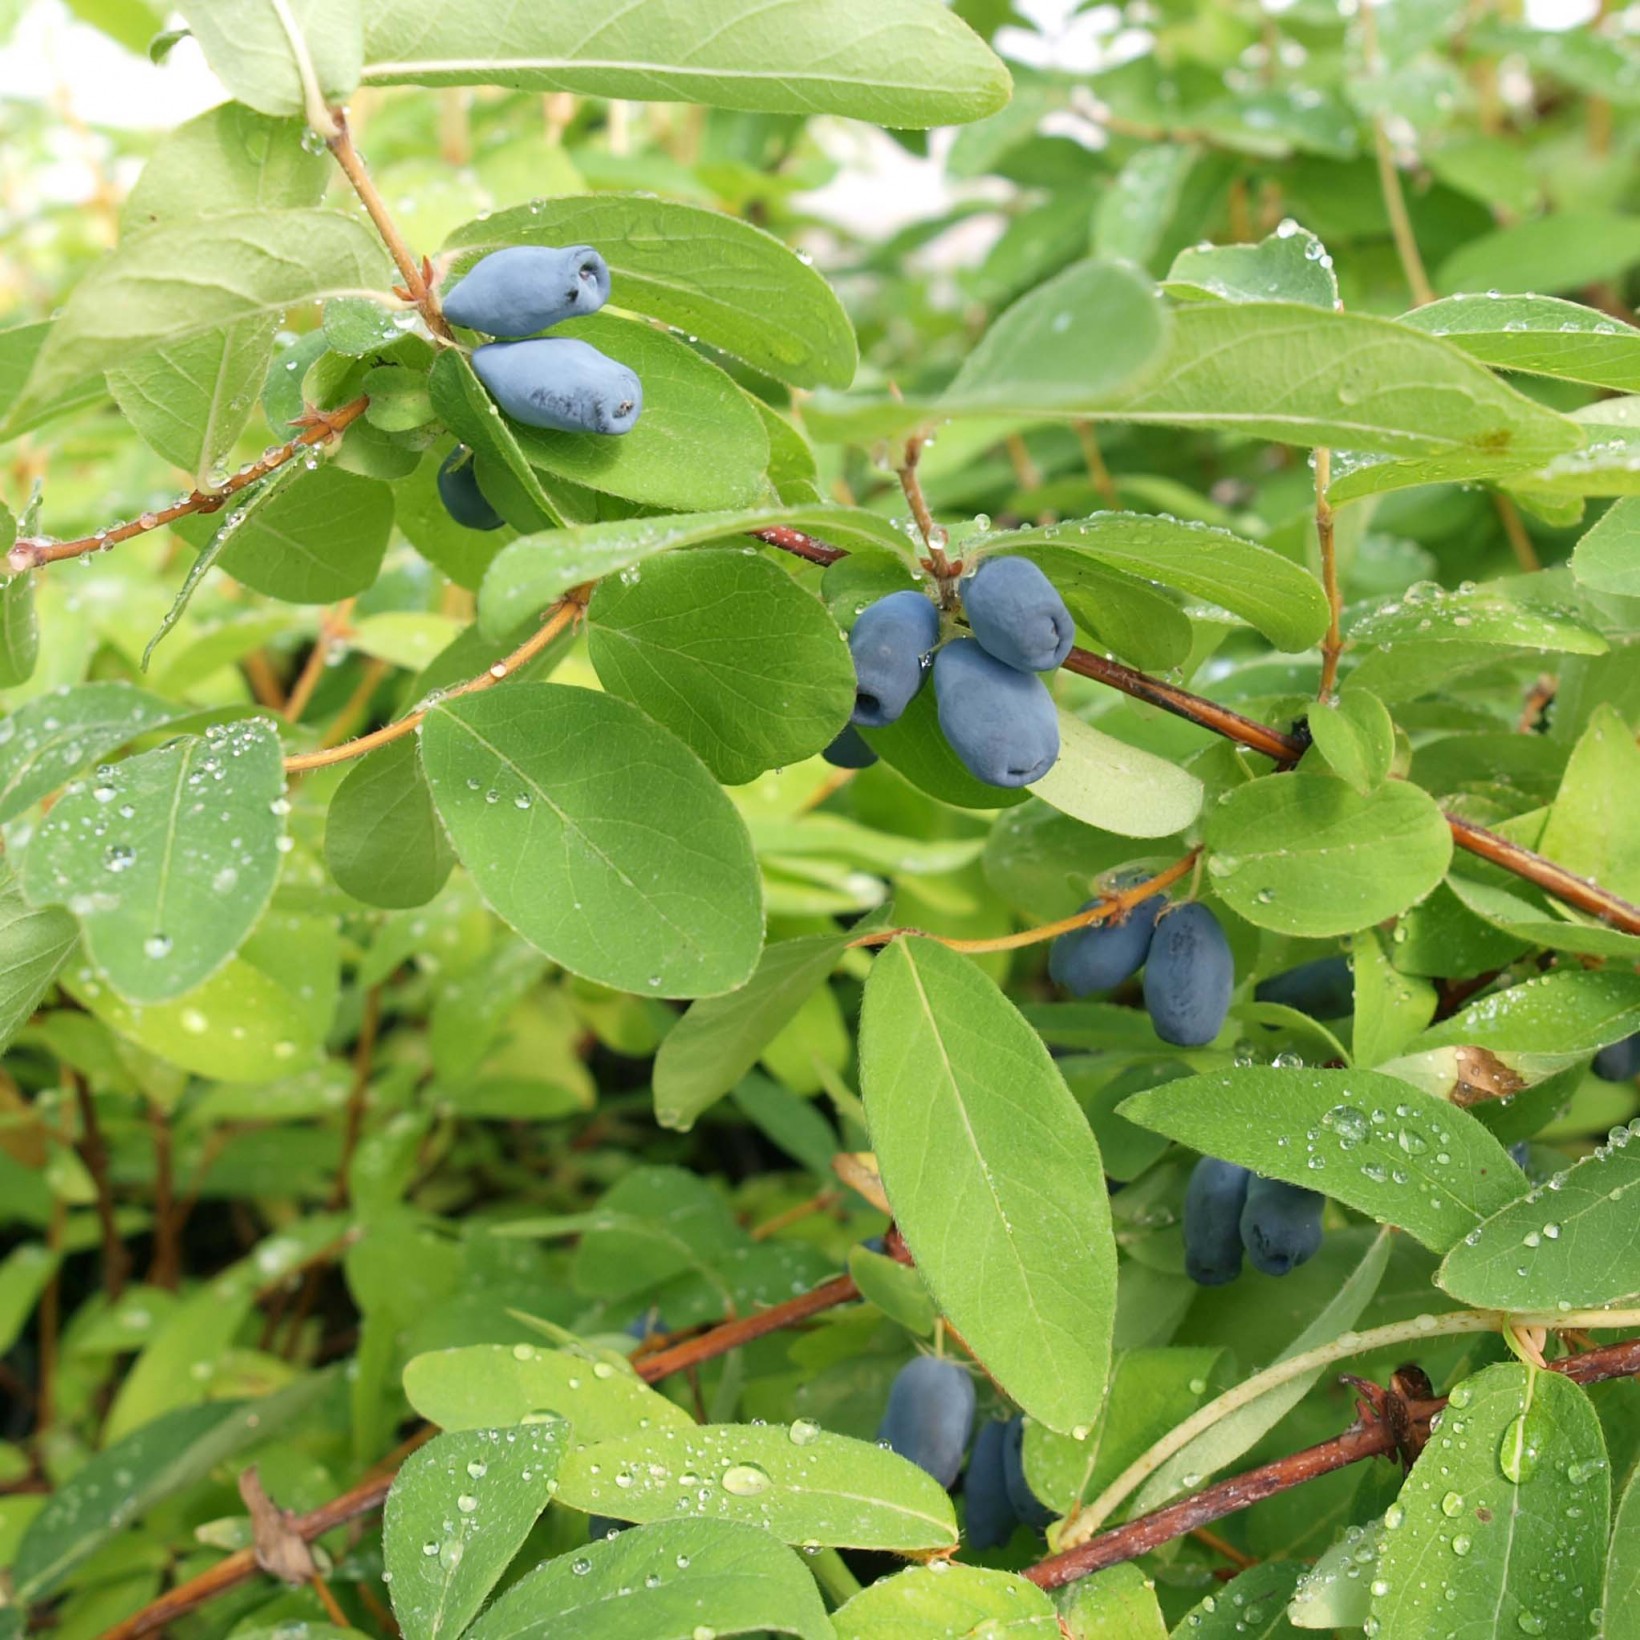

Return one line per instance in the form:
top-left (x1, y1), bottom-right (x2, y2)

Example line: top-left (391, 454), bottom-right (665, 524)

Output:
top-left (0, 1245), bottom-right (58, 1357)
top-left (1398, 295), bottom-right (1640, 393)
top-left (587, 549), bottom-right (855, 785)
top-left (3, 210), bottom-right (392, 434)
top-left (0, 683), bottom-right (193, 824)
top-left (1093, 144), bottom-right (1199, 270)
top-left (360, 0), bottom-right (1010, 127)
top-left (480, 505), bottom-right (913, 635)
top-left (1169, 1563), bottom-right (1305, 1638)
top-left (0, 572), bottom-right (38, 690)
top-left (383, 1424), bottom-right (567, 1640)
top-left (860, 938), bottom-right (1116, 1433)
top-left (991, 514), bottom-right (1330, 652)
top-left (1351, 926), bottom-right (1435, 1067)
top-left (858, 680), bottom-right (1030, 812)
top-left (402, 1343), bottom-right (693, 1439)
top-left (1205, 773), bottom-right (1453, 936)
top-left (1435, 211), bottom-right (1640, 297)
top-left (498, 315), bottom-right (772, 512)
top-left (176, 0), bottom-right (361, 118)
top-left (446, 195), bottom-right (856, 390)
top-left (420, 685), bottom-right (764, 998)
top-left (22, 720), bottom-right (286, 1003)
top-left (1369, 1364), bottom-right (1609, 1637)
top-left (1129, 1231), bottom-right (1391, 1516)
top-left (11, 1373), bottom-right (335, 1602)
top-left (552, 1421), bottom-right (958, 1551)
top-left (834, 1563), bottom-right (1061, 1638)
top-left (810, 260), bottom-right (1167, 442)
top-left (1164, 224), bottom-right (1338, 309)
top-left (1119, 1067), bottom-right (1524, 1251)
top-left (0, 867), bottom-right (76, 1053)
top-left (1029, 709), bottom-right (1204, 839)
top-left (325, 737), bottom-right (455, 910)
top-left (464, 1518), bottom-right (833, 1640)
top-left (121, 103), bottom-right (328, 233)
top-left (1348, 579), bottom-right (1606, 656)
top-left (0, 322), bottom-right (109, 440)
top-left (1606, 1458), bottom-right (1640, 1640)
top-left (213, 464), bottom-right (394, 603)
top-left (1535, 703), bottom-right (1640, 904)
top-left (653, 932), bottom-right (851, 1132)
top-left (1437, 1120), bottom-right (1640, 1311)
top-left (1413, 968), bottom-right (1640, 1056)
top-left (1023, 1347), bottom-right (1228, 1515)
top-left (1572, 495), bottom-right (1640, 597)
top-left (1307, 691), bottom-right (1395, 794)
top-left (1104, 301), bottom-right (1583, 461)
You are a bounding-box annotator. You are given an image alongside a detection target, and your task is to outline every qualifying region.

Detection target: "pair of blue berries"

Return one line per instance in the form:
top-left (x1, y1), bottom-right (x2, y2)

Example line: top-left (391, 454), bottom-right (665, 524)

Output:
top-left (1185, 1159), bottom-right (1324, 1286)
top-left (875, 1357), bottom-right (1052, 1550)
top-left (827, 557), bottom-right (1075, 788)
top-left (435, 244), bottom-right (643, 532)
top-left (1051, 892), bottom-right (1234, 1049)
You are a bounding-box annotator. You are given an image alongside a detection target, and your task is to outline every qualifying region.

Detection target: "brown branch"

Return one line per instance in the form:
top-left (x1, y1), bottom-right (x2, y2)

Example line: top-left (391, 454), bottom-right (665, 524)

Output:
top-left (282, 593), bottom-right (584, 774)
top-left (1358, 0), bottom-right (1435, 308)
top-left (1073, 420), bottom-right (1119, 508)
top-left (749, 526), bottom-right (846, 566)
top-left (284, 600), bottom-right (357, 725)
top-left (8, 398), bottom-right (370, 573)
top-left (1493, 494), bottom-right (1541, 574)
top-left (1315, 448), bottom-right (1343, 698)
top-left (146, 1102), bottom-right (179, 1292)
top-left (635, 1273), bottom-right (861, 1382)
top-left (895, 431), bottom-right (958, 600)
top-left (326, 113), bottom-right (454, 342)
top-left (329, 987), bottom-right (381, 1211)
top-left (70, 1071), bottom-right (129, 1302)
top-left (1027, 1332), bottom-right (1640, 1589)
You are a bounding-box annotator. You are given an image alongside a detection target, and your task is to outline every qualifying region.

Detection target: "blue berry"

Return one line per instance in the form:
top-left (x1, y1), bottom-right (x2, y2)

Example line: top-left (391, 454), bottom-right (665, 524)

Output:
top-left (877, 1357), bottom-right (976, 1490)
top-left (1240, 1175), bottom-right (1324, 1277)
top-left (1593, 1032), bottom-right (1640, 1082)
top-left (443, 245), bottom-right (612, 337)
top-left (1000, 1416), bottom-right (1055, 1530)
top-left (933, 637), bottom-right (1059, 788)
top-left (1254, 955), bottom-right (1353, 1020)
top-left (962, 556), bottom-right (1075, 673)
top-left (1143, 903), bottom-right (1233, 1048)
top-left (1048, 895), bottom-right (1165, 995)
top-left (435, 447), bottom-right (505, 531)
top-left (963, 1418), bottom-right (1017, 1550)
top-left (1184, 1157), bottom-right (1252, 1287)
top-left (822, 725), bottom-right (879, 768)
top-left (848, 591), bottom-right (940, 728)
top-left (472, 337), bottom-right (642, 435)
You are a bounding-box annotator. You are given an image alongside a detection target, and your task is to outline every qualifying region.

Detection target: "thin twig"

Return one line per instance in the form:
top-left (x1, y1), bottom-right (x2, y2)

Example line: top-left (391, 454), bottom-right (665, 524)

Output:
top-left (7, 398), bottom-right (370, 572)
top-left (70, 1070), bottom-right (129, 1302)
top-left (330, 987), bottom-right (381, 1210)
top-left (282, 594), bottom-right (583, 773)
top-left (1359, 0), bottom-right (1435, 307)
top-left (285, 600), bottom-right (357, 724)
top-left (1493, 494), bottom-right (1541, 574)
top-left (1315, 447), bottom-right (1343, 698)
top-left (1073, 420), bottom-right (1120, 508)
top-left (895, 431), bottom-right (958, 601)
top-left (147, 1102), bottom-right (180, 1291)
top-left (326, 113), bottom-right (454, 342)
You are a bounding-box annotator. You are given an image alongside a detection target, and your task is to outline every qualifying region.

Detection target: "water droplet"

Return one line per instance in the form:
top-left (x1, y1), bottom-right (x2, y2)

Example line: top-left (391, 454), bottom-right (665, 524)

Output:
top-left (721, 1463), bottom-right (771, 1497)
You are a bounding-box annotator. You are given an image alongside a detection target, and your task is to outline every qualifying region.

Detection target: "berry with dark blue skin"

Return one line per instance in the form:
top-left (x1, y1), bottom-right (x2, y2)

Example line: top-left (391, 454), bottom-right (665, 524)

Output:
top-left (1593, 1032), bottom-right (1640, 1082)
top-left (933, 638), bottom-right (1060, 788)
top-left (877, 1356), bottom-right (976, 1490)
top-left (1000, 1416), bottom-right (1055, 1530)
top-left (822, 725), bottom-right (879, 768)
top-left (625, 1309), bottom-right (668, 1342)
top-left (963, 1418), bottom-right (1017, 1550)
top-left (1254, 955), bottom-right (1353, 1020)
top-left (1239, 1175), bottom-right (1325, 1277)
top-left (1183, 1157), bottom-right (1252, 1287)
top-left (1049, 895), bottom-right (1165, 996)
top-left (1143, 903), bottom-right (1234, 1048)
top-left (435, 447), bottom-right (506, 531)
top-left (961, 556), bottom-right (1075, 673)
top-left (848, 591), bottom-right (940, 728)
top-left (442, 245), bottom-right (612, 337)
top-left (472, 337), bottom-right (643, 435)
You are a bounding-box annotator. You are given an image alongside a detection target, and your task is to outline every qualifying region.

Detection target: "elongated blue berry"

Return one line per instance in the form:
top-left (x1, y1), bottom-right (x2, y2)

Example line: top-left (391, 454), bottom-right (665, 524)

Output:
top-left (472, 337), bottom-right (642, 435)
top-left (1593, 1032), bottom-right (1640, 1082)
top-left (1000, 1416), bottom-right (1055, 1530)
top-left (848, 591), bottom-right (940, 728)
top-left (933, 637), bottom-right (1059, 788)
top-left (1240, 1175), bottom-right (1324, 1277)
top-left (1255, 955), bottom-right (1352, 1020)
top-left (1184, 1157), bottom-right (1252, 1286)
top-left (964, 1418), bottom-right (1018, 1550)
top-left (443, 245), bottom-right (612, 337)
top-left (436, 447), bottom-right (505, 530)
top-left (823, 725), bottom-right (879, 768)
top-left (877, 1356), bottom-right (976, 1490)
top-left (1143, 902), bottom-right (1233, 1047)
top-left (962, 556), bottom-right (1075, 672)
top-left (1049, 895), bottom-right (1164, 995)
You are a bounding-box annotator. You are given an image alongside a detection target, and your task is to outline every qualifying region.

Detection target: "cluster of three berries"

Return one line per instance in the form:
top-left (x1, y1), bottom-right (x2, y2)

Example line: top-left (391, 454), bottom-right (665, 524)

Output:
top-left (435, 244), bottom-right (643, 531)
top-left (830, 557), bottom-right (1074, 788)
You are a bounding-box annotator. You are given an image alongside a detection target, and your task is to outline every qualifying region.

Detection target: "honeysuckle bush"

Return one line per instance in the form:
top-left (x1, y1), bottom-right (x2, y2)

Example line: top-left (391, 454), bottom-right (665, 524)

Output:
top-left (1, 1), bottom-right (1639, 1636)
